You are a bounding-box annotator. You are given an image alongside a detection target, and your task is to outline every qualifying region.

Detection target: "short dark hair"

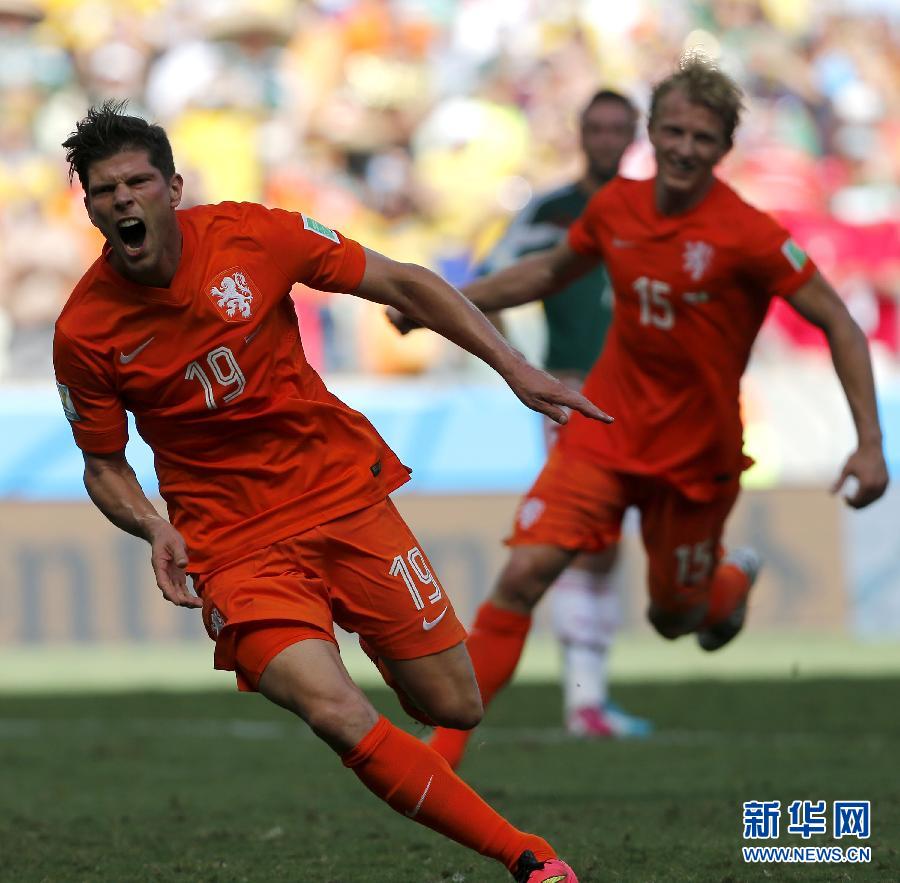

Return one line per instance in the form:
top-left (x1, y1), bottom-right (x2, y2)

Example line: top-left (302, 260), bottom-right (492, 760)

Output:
top-left (649, 54), bottom-right (744, 146)
top-left (63, 100), bottom-right (176, 190)
top-left (581, 89), bottom-right (638, 123)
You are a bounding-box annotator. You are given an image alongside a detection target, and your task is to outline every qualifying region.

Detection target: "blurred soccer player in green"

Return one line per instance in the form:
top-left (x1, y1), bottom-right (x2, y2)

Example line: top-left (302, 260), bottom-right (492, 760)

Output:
top-left (481, 90), bottom-right (652, 738)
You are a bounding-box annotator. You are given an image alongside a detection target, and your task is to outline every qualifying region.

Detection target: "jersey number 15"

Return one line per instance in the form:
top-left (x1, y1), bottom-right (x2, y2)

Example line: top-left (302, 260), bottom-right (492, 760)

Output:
top-left (633, 276), bottom-right (674, 330)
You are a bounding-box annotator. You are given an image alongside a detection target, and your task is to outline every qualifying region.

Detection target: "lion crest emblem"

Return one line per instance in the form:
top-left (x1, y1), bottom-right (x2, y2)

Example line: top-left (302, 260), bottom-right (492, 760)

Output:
top-left (207, 267), bottom-right (259, 322)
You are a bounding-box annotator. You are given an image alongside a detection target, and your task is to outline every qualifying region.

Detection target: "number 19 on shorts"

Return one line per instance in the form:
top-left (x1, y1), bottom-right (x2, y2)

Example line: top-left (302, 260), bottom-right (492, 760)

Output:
top-left (390, 547), bottom-right (443, 610)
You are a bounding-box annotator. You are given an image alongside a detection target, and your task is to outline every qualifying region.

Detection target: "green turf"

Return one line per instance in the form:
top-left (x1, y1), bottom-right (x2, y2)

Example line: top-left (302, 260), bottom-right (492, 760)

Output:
top-left (4, 633), bottom-right (900, 693)
top-left (1, 679), bottom-right (898, 882)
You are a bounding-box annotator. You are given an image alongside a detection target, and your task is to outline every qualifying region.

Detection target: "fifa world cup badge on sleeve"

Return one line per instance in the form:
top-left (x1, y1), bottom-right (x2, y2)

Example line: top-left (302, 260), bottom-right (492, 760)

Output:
top-left (781, 238), bottom-right (808, 272)
top-left (741, 799), bottom-right (871, 866)
top-left (301, 214), bottom-right (339, 244)
top-left (56, 382), bottom-right (81, 422)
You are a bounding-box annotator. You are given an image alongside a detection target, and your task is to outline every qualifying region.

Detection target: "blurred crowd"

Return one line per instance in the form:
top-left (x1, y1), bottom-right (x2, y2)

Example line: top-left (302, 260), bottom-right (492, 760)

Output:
top-left (1, 0), bottom-right (898, 380)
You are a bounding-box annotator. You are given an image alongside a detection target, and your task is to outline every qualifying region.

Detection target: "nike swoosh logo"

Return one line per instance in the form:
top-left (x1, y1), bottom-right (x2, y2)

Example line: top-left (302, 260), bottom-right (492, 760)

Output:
top-left (119, 337), bottom-right (155, 364)
top-left (244, 325), bottom-right (262, 344)
top-left (422, 606), bottom-right (448, 631)
top-left (404, 775), bottom-right (433, 818)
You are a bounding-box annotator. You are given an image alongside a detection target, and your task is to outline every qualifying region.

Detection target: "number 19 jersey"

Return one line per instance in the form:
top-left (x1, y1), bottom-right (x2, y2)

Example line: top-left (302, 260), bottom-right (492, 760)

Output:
top-left (563, 176), bottom-right (817, 500)
top-left (53, 201), bottom-right (410, 573)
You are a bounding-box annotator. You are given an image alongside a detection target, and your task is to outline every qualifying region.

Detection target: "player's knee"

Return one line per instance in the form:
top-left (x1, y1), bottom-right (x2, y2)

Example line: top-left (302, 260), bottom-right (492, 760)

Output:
top-left (576, 547), bottom-right (617, 577)
top-left (647, 604), bottom-right (705, 640)
top-left (425, 688), bottom-right (483, 730)
top-left (303, 692), bottom-right (379, 750)
top-left (649, 616), bottom-right (684, 640)
top-left (432, 698), bottom-right (483, 731)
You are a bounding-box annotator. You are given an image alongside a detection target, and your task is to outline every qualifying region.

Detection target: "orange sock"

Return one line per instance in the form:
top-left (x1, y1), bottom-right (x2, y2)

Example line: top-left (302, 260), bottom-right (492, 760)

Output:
top-left (430, 601), bottom-right (531, 768)
top-left (700, 561), bottom-right (751, 628)
top-left (343, 716), bottom-right (553, 871)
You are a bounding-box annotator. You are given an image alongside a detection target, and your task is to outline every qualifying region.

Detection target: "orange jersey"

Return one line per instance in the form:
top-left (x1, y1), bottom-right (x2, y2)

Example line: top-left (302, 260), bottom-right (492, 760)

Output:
top-left (564, 176), bottom-right (817, 500)
top-left (54, 202), bottom-right (410, 572)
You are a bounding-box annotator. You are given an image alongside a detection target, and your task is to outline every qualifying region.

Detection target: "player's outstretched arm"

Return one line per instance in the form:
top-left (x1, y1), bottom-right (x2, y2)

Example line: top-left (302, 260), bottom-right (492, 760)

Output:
top-left (788, 272), bottom-right (889, 508)
top-left (385, 239), bottom-right (600, 334)
top-left (355, 248), bottom-right (612, 426)
top-left (83, 450), bottom-right (200, 608)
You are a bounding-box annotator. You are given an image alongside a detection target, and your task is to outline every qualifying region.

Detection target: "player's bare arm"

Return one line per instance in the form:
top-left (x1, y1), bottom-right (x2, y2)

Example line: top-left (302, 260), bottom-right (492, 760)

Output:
top-left (356, 248), bottom-right (611, 426)
top-left (466, 239), bottom-right (601, 312)
top-left (788, 272), bottom-right (889, 508)
top-left (82, 450), bottom-right (199, 608)
top-left (387, 239), bottom-right (600, 334)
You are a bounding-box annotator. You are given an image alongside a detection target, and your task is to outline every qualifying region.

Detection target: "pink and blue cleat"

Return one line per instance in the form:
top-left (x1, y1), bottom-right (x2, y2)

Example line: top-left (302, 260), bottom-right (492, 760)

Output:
top-left (567, 702), bottom-right (654, 739)
top-left (513, 850), bottom-right (579, 882)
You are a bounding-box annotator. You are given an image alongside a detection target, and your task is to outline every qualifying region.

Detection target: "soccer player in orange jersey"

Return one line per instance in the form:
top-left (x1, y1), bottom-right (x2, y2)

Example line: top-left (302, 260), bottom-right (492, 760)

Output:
top-left (52, 103), bottom-right (611, 883)
top-left (390, 56), bottom-right (889, 770)
top-left (484, 90), bottom-right (652, 739)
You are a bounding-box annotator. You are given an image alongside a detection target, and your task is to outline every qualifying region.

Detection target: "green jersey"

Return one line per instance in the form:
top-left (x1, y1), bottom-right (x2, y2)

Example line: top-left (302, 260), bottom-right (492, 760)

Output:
top-left (481, 182), bottom-right (612, 375)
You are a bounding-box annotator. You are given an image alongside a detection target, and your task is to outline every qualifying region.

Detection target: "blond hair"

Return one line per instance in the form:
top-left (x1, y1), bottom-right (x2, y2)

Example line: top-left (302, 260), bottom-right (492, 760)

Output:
top-left (649, 54), bottom-right (745, 146)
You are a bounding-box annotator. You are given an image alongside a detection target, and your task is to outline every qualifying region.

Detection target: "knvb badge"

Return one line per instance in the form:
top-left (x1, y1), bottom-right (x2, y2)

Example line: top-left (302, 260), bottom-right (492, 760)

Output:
top-left (207, 267), bottom-right (259, 322)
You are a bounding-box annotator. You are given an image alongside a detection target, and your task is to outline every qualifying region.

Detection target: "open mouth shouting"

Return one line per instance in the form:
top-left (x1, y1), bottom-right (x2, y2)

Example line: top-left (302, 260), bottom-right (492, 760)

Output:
top-left (117, 217), bottom-right (147, 258)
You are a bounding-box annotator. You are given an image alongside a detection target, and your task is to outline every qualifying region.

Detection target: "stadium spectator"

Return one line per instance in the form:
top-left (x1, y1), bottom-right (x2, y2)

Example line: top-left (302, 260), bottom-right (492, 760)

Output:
top-left (479, 88), bottom-right (653, 739)
top-left (52, 103), bottom-right (605, 882)
top-left (4, 1), bottom-right (899, 379)
top-left (393, 55), bottom-right (889, 770)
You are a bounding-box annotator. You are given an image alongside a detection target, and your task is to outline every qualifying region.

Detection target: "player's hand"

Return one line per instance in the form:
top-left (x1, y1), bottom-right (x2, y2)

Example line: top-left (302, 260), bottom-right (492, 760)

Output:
top-left (831, 445), bottom-right (888, 509)
top-left (147, 520), bottom-right (201, 608)
top-left (504, 360), bottom-right (613, 425)
top-left (384, 306), bottom-right (422, 335)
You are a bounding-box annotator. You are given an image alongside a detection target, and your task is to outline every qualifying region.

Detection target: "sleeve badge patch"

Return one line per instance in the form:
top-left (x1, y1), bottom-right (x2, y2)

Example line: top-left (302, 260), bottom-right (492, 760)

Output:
top-left (781, 238), bottom-right (808, 272)
top-left (301, 214), bottom-right (340, 244)
top-left (56, 381), bottom-right (81, 422)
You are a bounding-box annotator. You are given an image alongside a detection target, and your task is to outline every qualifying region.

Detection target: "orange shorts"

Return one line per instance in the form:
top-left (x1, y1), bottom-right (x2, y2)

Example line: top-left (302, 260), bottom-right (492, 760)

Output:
top-left (508, 448), bottom-right (740, 613)
top-left (195, 498), bottom-right (467, 691)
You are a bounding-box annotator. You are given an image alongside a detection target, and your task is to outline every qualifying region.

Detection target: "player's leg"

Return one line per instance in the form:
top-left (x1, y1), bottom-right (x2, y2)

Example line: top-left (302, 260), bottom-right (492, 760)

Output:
top-left (380, 641), bottom-right (481, 729)
top-left (551, 551), bottom-right (618, 736)
top-left (334, 502), bottom-right (570, 740)
top-left (550, 547), bottom-right (653, 738)
top-left (540, 383), bottom-right (649, 737)
top-left (431, 452), bottom-right (630, 767)
top-left (426, 541), bottom-right (575, 767)
top-left (252, 635), bottom-right (574, 879)
top-left (640, 479), bottom-right (757, 644)
top-left (321, 499), bottom-right (487, 730)
top-left (198, 538), bottom-right (579, 880)
top-left (695, 546), bottom-right (762, 651)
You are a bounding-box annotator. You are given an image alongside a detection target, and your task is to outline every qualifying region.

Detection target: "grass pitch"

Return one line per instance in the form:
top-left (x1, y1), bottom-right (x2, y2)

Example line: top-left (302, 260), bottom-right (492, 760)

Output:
top-left (1, 677), bottom-right (898, 883)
